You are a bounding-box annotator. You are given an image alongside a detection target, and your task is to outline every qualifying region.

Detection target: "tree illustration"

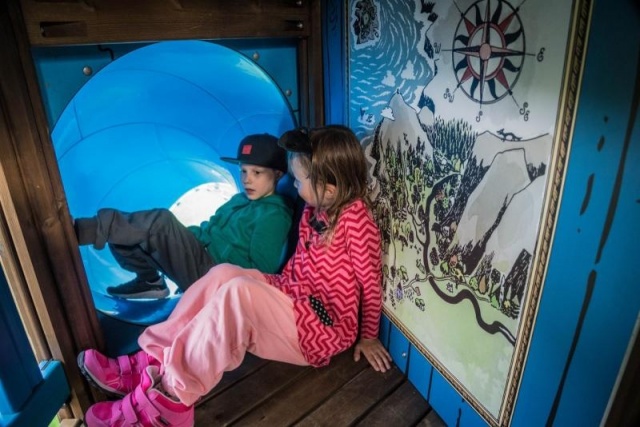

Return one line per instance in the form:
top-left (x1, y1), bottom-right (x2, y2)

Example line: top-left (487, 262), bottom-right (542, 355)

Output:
top-left (371, 115), bottom-right (523, 338)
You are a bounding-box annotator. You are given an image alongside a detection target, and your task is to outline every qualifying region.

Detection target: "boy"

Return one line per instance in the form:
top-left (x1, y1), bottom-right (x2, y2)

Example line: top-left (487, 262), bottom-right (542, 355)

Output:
top-left (74, 133), bottom-right (292, 299)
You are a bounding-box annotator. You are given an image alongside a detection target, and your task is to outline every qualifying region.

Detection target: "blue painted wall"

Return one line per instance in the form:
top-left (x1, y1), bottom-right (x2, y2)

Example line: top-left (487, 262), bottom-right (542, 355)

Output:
top-left (512, 0), bottom-right (640, 425)
top-left (329, 0), bottom-right (640, 425)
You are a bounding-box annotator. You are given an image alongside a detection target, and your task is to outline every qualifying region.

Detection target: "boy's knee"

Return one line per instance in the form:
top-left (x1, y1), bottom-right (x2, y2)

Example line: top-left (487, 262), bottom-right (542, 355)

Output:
top-left (154, 208), bottom-right (176, 223)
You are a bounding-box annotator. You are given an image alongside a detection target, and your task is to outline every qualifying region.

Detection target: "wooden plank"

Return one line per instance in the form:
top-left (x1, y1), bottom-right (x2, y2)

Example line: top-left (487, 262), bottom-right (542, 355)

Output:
top-left (354, 380), bottom-right (432, 427)
top-left (197, 353), bottom-right (269, 405)
top-left (195, 359), bottom-right (311, 426)
top-left (415, 410), bottom-right (448, 427)
top-left (295, 365), bottom-right (405, 426)
top-left (20, 0), bottom-right (313, 46)
top-left (0, 199), bottom-right (48, 361)
top-left (234, 349), bottom-right (369, 426)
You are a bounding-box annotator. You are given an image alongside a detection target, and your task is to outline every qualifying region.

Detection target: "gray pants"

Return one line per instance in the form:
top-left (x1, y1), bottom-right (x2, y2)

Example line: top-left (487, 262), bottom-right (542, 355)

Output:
top-left (75, 208), bottom-right (215, 291)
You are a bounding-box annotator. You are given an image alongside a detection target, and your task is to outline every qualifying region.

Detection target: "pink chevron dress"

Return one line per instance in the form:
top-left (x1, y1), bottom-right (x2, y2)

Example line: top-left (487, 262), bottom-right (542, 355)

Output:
top-left (265, 200), bottom-right (383, 367)
top-left (138, 199), bottom-right (382, 406)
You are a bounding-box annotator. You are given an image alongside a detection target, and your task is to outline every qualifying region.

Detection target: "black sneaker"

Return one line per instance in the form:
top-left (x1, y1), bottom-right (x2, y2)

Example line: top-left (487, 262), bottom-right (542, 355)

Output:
top-left (107, 277), bottom-right (170, 299)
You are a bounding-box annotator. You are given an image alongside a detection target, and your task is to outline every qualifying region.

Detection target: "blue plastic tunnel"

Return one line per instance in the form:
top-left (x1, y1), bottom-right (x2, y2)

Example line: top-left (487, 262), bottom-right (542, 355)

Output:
top-left (51, 40), bottom-right (296, 325)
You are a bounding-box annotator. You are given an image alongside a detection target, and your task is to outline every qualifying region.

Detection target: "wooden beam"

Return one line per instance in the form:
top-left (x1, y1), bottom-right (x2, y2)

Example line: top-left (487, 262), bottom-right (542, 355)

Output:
top-left (0, 0), bottom-right (105, 418)
top-left (20, 0), bottom-right (313, 46)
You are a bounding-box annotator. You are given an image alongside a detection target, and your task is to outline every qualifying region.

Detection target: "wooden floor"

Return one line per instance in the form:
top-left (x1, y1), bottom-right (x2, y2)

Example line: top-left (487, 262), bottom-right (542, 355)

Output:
top-left (195, 350), bottom-right (446, 426)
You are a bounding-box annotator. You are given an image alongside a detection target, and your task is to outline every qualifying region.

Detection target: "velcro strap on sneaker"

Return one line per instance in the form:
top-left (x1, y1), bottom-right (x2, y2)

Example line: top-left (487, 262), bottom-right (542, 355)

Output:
top-left (117, 355), bottom-right (133, 376)
top-left (136, 351), bottom-right (151, 370)
top-left (133, 382), bottom-right (161, 419)
top-left (117, 355), bottom-right (134, 390)
top-left (122, 393), bottom-right (141, 424)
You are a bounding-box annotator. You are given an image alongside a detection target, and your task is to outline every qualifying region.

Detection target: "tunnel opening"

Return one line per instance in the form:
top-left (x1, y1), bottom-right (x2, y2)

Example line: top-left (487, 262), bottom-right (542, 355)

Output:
top-left (46, 40), bottom-right (297, 326)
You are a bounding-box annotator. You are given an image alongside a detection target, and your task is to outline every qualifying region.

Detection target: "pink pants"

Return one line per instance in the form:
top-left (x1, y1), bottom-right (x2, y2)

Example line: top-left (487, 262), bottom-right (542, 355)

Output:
top-left (138, 264), bottom-right (308, 406)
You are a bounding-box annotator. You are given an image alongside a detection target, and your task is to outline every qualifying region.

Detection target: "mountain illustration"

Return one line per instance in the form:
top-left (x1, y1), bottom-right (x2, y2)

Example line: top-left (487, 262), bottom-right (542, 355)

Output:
top-left (473, 130), bottom-right (551, 170)
top-left (454, 148), bottom-right (534, 250)
top-left (483, 175), bottom-right (546, 274)
top-left (378, 92), bottom-right (434, 158)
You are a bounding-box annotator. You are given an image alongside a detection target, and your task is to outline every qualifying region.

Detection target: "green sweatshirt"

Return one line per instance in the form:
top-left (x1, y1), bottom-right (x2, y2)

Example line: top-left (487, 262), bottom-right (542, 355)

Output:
top-left (188, 193), bottom-right (293, 273)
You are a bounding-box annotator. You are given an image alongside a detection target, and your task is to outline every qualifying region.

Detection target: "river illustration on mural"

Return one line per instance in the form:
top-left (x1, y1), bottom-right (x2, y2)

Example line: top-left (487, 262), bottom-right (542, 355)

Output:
top-left (349, 0), bottom-right (575, 421)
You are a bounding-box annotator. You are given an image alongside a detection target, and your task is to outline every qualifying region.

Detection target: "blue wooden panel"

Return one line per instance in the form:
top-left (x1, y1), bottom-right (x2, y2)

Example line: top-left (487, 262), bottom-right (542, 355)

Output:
top-left (0, 267), bottom-right (41, 414)
top-left (388, 322), bottom-right (410, 373)
top-left (459, 402), bottom-right (489, 427)
top-left (379, 313), bottom-right (391, 348)
top-left (407, 346), bottom-right (433, 401)
top-left (323, 0), bottom-right (347, 125)
top-left (218, 39), bottom-right (300, 115)
top-left (512, 0), bottom-right (640, 426)
top-left (408, 346), bottom-right (488, 426)
top-left (32, 39), bottom-right (299, 129)
top-left (429, 367), bottom-right (466, 427)
top-left (0, 361), bottom-right (69, 427)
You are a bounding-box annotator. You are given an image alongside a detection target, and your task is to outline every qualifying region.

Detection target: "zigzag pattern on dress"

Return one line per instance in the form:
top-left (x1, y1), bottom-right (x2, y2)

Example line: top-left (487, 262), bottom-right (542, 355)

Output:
top-left (265, 199), bottom-right (383, 366)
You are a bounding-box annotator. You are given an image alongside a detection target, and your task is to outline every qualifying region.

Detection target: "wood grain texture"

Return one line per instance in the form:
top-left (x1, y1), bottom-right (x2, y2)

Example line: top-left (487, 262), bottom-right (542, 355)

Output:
top-left (354, 381), bottom-right (433, 427)
top-left (20, 0), bottom-right (312, 45)
top-left (193, 351), bottom-right (446, 427)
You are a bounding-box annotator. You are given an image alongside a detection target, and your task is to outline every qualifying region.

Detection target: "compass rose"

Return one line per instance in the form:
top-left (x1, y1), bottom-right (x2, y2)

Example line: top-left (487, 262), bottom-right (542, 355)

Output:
top-left (446, 0), bottom-right (529, 107)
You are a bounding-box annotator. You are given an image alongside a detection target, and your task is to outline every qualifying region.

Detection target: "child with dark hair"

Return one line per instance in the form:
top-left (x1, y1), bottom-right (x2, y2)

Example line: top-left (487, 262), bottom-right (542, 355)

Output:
top-left (77, 125), bottom-right (391, 426)
top-left (74, 133), bottom-right (292, 299)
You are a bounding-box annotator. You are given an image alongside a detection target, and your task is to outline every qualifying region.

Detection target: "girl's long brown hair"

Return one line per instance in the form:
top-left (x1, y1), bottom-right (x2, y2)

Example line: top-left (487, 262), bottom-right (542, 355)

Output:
top-left (281, 125), bottom-right (369, 237)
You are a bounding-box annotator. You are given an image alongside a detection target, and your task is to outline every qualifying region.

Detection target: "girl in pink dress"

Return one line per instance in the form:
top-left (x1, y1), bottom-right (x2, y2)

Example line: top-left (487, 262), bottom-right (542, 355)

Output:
top-left (78, 125), bottom-right (392, 427)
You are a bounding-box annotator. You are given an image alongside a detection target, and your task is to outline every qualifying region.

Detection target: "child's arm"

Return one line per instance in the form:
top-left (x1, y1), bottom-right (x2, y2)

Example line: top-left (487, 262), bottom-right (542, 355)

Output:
top-left (343, 202), bottom-right (392, 372)
top-left (354, 338), bottom-right (391, 372)
top-left (344, 204), bottom-right (383, 340)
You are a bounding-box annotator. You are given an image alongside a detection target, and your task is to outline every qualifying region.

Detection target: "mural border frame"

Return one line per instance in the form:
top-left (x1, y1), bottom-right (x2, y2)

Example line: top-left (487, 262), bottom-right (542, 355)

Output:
top-left (378, 0), bottom-right (593, 425)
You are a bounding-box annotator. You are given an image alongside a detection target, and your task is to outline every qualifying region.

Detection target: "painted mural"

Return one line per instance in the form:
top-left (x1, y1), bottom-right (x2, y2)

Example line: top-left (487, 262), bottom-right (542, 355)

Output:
top-left (348, 0), bottom-right (583, 423)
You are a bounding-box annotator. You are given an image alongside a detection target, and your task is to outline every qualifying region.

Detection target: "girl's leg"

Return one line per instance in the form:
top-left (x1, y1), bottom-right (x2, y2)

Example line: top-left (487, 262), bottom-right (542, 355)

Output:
top-left (78, 265), bottom-right (266, 396)
top-left (140, 264), bottom-right (264, 349)
top-left (139, 274), bottom-right (306, 406)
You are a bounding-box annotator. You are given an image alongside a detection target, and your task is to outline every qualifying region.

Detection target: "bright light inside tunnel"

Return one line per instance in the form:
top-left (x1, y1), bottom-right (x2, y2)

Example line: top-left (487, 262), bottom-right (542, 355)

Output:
top-left (170, 182), bottom-right (237, 227)
top-left (51, 40), bottom-right (296, 325)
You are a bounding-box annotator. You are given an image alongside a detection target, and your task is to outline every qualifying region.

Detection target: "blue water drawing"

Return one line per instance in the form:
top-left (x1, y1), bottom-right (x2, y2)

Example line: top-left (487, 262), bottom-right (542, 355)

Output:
top-left (349, 0), bottom-right (437, 138)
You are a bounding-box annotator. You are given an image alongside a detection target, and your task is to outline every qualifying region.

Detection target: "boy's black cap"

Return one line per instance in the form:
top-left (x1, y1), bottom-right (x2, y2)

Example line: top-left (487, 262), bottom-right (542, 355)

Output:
top-left (220, 133), bottom-right (287, 173)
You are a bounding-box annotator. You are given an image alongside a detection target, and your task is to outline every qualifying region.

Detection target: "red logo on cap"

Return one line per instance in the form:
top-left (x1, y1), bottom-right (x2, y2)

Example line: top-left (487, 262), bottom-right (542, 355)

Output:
top-left (242, 145), bottom-right (252, 155)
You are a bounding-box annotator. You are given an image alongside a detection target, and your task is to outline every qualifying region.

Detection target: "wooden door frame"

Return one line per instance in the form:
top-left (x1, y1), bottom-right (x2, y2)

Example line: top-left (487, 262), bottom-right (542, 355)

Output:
top-left (1, 0), bottom-right (324, 420)
top-left (1, 1), bottom-right (104, 418)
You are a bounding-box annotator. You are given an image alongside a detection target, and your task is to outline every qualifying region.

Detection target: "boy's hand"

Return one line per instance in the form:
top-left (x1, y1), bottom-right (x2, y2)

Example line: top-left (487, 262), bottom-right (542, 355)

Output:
top-left (353, 338), bottom-right (392, 373)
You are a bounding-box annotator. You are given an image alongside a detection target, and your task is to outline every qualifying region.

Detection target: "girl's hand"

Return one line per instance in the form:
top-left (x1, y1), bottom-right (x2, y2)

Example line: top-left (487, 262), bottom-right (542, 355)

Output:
top-left (353, 338), bottom-right (392, 373)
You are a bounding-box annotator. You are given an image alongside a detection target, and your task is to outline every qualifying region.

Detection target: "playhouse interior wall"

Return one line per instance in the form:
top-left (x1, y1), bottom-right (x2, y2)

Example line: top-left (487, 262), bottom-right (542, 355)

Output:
top-left (333, 0), bottom-right (640, 425)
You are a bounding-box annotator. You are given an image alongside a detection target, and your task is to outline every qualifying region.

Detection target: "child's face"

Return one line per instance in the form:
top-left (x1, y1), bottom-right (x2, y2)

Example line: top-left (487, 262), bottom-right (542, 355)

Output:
top-left (291, 156), bottom-right (335, 208)
top-left (240, 164), bottom-right (279, 200)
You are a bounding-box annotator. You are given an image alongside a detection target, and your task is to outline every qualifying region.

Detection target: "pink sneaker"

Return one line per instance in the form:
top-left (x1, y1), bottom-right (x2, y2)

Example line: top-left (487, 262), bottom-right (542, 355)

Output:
top-left (78, 349), bottom-right (161, 397)
top-left (84, 366), bottom-right (194, 427)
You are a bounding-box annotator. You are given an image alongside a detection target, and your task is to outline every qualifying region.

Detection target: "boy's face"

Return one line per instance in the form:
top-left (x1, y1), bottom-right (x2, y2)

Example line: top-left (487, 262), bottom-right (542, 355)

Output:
top-left (240, 163), bottom-right (280, 200)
